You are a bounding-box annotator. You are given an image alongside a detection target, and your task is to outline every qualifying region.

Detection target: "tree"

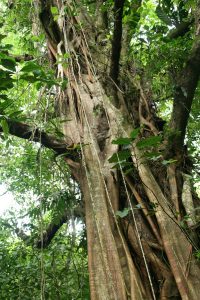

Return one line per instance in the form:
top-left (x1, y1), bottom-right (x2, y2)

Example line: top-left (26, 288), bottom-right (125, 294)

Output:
top-left (0, 0), bottom-right (200, 299)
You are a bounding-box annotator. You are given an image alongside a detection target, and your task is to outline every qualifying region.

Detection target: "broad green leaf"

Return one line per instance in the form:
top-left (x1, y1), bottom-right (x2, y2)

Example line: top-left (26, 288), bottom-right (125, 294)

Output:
top-left (0, 94), bottom-right (8, 100)
top-left (31, 33), bottom-right (45, 43)
top-left (1, 58), bottom-right (16, 71)
top-left (130, 128), bottom-right (140, 139)
top-left (9, 110), bottom-right (23, 119)
top-left (116, 208), bottom-right (130, 218)
top-left (0, 34), bottom-right (6, 41)
top-left (124, 167), bottom-right (134, 175)
top-left (51, 6), bottom-right (59, 15)
top-left (184, 0), bottom-right (196, 10)
top-left (53, 15), bottom-right (59, 21)
top-left (111, 161), bottom-right (133, 169)
top-left (144, 152), bottom-right (161, 158)
top-left (136, 136), bottom-right (162, 149)
top-left (108, 150), bottom-right (131, 163)
top-left (0, 76), bottom-right (14, 90)
top-left (0, 98), bottom-right (13, 109)
top-left (112, 137), bottom-right (131, 145)
top-left (61, 79), bottom-right (68, 90)
top-left (1, 44), bottom-right (13, 51)
top-left (21, 62), bottom-right (42, 73)
top-left (1, 118), bottom-right (9, 136)
top-left (162, 159), bottom-right (177, 165)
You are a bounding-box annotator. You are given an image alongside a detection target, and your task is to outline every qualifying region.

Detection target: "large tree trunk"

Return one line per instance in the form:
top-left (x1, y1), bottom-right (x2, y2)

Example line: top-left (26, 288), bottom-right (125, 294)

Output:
top-left (37, 0), bottom-right (200, 298)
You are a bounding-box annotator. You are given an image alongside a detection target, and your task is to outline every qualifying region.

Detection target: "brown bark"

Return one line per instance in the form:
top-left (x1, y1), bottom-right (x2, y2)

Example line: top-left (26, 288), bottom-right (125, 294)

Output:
top-left (110, 0), bottom-right (125, 85)
top-left (168, 9), bottom-right (200, 157)
top-left (82, 147), bottom-right (147, 299)
top-left (0, 119), bottom-right (72, 155)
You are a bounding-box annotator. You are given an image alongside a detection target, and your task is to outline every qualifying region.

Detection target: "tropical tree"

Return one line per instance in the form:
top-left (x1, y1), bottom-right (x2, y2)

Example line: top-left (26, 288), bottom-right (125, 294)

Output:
top-left (0, 0), bottom-right (200, 299)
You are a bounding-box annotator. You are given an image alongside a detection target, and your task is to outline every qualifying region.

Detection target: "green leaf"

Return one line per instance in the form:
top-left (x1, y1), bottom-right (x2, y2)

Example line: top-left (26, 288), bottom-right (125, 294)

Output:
top-left (162, 159), bottom-right (177, 165)
top-left (1, 58), bottom-right (16, 71)
top-left (21, 62), bottom-right (42, 73)
top-left (111, 161), bottom-right (133, 169)
top-left (0, 98), bottom-right (13, 110)
top-left (136, 136), bottom-right (162, 149)
top-left (19, 74), bottom-right (38, 83)
top-left (9, 110), bottom-right (23, 119)
top-left (144, 152), bottom-right (162, 161)
top-left (61, 79), bottom-right (68, 90)
top-left (116, 208), bottom-right (130, 218)
top-left (1, 118), bottom-right (9, 136)
top-left (51, 6), bottom-right (59, 15)
top-left (112, 137), bottom-right (131, 145)
top-left (108, 150), bottom-right (131, 163)
top-left (0, 94), bottom-right (8, 100)
top-left (31, 33), bottom-right (45, 43)
top-left (144, 151), bottom-right (161, 158)
top-left (0, 75), bottom-right (14, 90)
top-left (130, 128), bottom-right (140, 139)
top-left (124, 167), bottom-right (134, 175)
top-left (53, 15), bottom-right (59, 21)
top-left (1, 44), bottom-right (13, 51)
top-left (0, 34), bottom-right (6, 42)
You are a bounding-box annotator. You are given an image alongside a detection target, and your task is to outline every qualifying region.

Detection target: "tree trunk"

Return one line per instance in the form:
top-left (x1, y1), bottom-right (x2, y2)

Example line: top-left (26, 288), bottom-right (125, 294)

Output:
top-left (38, 0), bottom-right (200, 298)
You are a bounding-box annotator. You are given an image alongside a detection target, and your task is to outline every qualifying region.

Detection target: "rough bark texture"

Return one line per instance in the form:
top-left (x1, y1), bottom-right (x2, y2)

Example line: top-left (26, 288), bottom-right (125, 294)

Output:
top-left (0, 119), bottom-right (70, 155)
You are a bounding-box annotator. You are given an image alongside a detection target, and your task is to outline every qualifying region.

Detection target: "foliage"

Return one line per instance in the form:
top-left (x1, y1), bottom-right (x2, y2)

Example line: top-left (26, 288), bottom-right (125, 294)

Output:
top-left (0, 222), bottom-right (89, 299)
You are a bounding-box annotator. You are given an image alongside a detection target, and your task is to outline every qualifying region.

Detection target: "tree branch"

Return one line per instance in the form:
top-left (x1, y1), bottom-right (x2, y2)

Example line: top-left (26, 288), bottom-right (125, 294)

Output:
top-left (168, 30), bottom-right (200, 156)
top-left (1, 205), bottom-right (84, 248)
top-left (39, 0), bottom-right (62, 48)
top-left (168, 19), bottom-right (193, 39)
top-left (110, 0), bottom-right (125, 84)
top-left (0, 119), bottom-right (73, 155)
top-left (36, 206), bottom-right (84, 248)
top-left (12, 206), bottom-right (84, 248)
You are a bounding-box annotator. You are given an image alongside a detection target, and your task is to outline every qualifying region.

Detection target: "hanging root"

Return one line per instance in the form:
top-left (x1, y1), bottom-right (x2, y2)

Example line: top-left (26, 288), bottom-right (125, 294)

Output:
top-left (167, 164), bottom-right (181, 221)
top-left (125, 175), bottom-right (162, 246)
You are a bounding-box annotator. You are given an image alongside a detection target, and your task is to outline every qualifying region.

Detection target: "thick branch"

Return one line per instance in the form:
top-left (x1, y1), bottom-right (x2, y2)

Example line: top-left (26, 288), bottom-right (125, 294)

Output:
top-left (168, 37), bottom-right (200, 156)
top-left (8, 206), bottom-right (84, 248)
top-left (36, 219), bottom-right (66, 248)
top-left (110, 0), bottom-right (125, 84)
top-left (0, 119), bottom-right (71, 155)
top-left (36, 207), bottom-right (83, 248)
top-left (168, 19), bottom-right (193, 39)
top-left (167, 6), bottom-right (200, 157)
top-left (39, 0), bottom-right (62, 47)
